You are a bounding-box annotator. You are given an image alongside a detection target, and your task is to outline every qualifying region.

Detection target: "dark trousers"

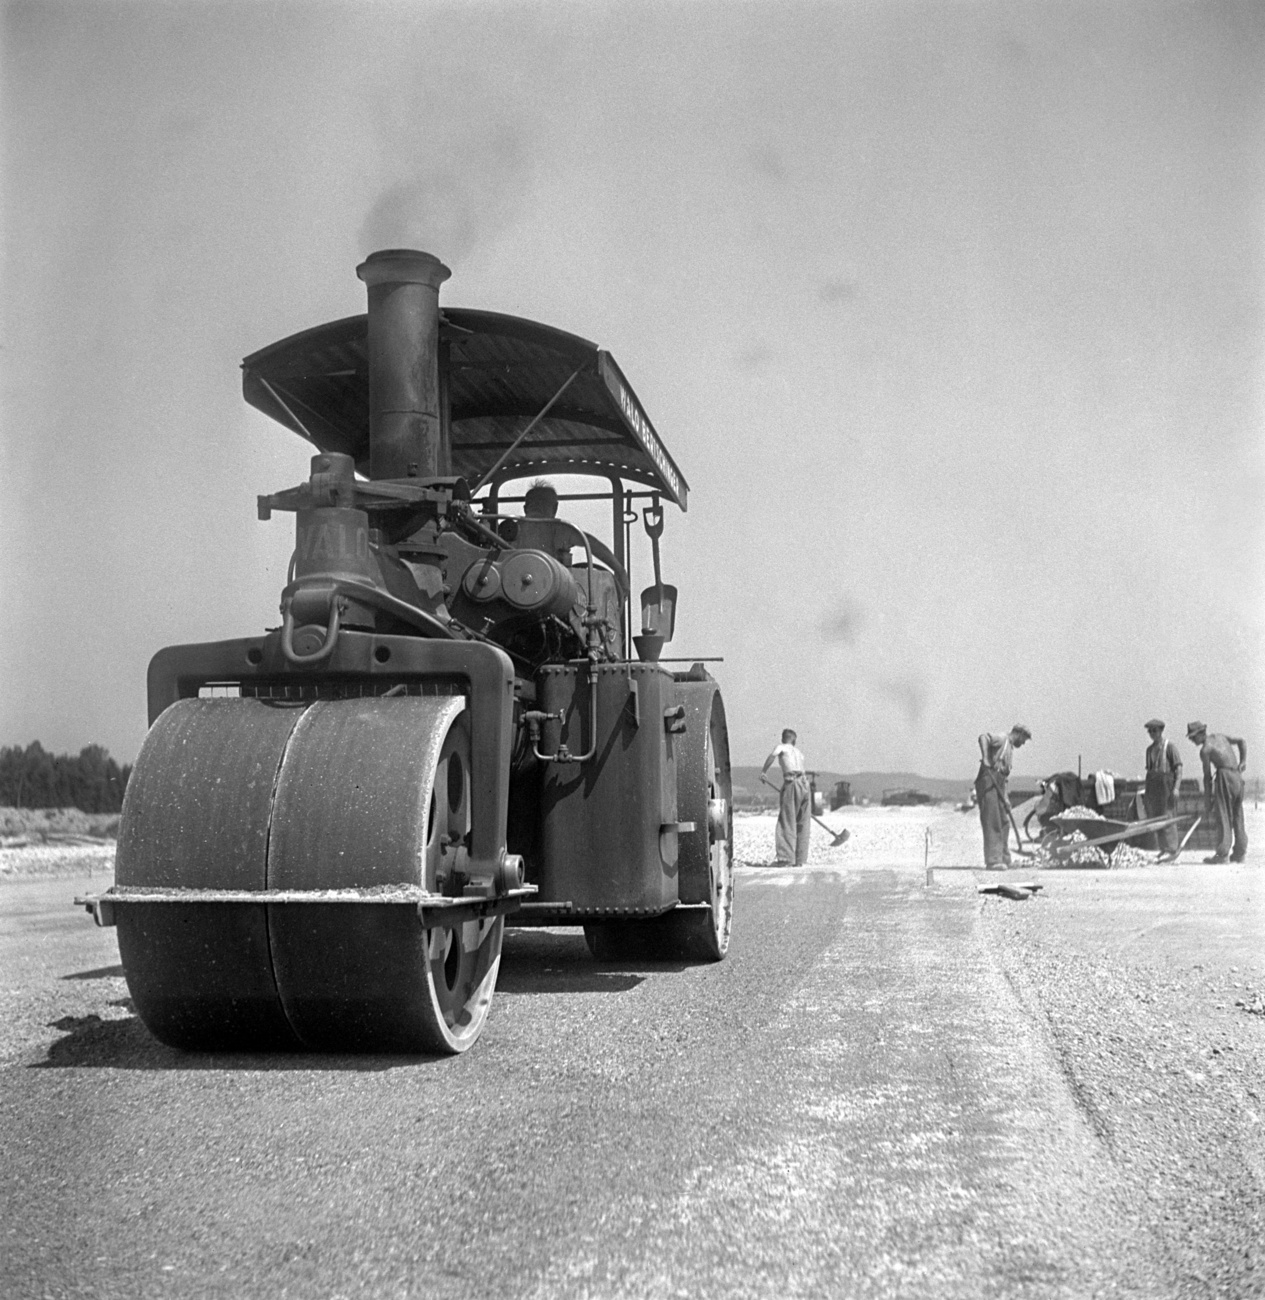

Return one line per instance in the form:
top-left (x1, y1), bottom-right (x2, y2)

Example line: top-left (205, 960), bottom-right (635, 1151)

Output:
top-left (1211, 767), bottom-right (1248, 862)
top-left (975, 769), bottom-right (1010, 867)
top-left (1143, 772), bottom-right (1180, 854)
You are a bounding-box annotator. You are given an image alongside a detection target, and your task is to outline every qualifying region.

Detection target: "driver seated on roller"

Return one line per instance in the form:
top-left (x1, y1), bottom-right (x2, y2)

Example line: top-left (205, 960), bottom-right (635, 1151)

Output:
top-left (761, 729), bottom-right (812, 868)
top-left (507, 479), bottom-right (629, 659)
top-left (511, 481), bottom-right (628, 591)
top-left (513, 480), bottom-right (571, 562)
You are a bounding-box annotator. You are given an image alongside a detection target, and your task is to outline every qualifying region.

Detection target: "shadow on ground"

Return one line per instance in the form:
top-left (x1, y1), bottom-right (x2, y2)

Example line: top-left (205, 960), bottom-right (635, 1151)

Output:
top-left (34, 1010), bottom-right (442, 1071)
top-left (37, 934), bottom-right (664, 1068)
top-left (61, 964), bottom-right (125, 981)
top-left (498, 929), bottom-right (679, 993)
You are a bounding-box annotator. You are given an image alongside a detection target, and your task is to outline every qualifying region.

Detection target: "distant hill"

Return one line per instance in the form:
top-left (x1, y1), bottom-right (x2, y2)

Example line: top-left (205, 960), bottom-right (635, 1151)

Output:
top-left (827, 771), bottom-right (979, 802)
top-left (732, 767), bottom-right (976, 805)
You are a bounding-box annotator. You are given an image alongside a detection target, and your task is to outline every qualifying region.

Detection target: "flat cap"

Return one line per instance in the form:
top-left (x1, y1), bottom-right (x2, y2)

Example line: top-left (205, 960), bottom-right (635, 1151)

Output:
top-left (1186, 720), bottom-right (1207, 739)
top-left (1144, 718), bottom-right (1165, 730)
top-left (1011, 723), bottom-right (1032, 740)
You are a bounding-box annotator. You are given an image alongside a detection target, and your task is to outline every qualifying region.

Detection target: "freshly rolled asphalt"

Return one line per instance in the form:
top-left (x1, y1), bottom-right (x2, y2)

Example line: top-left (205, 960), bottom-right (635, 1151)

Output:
top-left (0, 807), bottom-right (1260, 1298)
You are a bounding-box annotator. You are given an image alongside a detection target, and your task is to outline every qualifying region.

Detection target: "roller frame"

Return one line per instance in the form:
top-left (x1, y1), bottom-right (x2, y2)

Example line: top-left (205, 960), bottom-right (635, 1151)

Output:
top-left (78, 888), bottom-right (532, 930)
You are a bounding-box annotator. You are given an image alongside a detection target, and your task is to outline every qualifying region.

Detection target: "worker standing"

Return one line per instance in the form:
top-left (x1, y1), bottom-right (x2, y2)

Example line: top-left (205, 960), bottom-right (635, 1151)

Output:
top-left (761, 729), bottom-right (811, 867)
top-left (1143, 719), bottom-right (1183, 861)
top-left (1186, 722), bottom-right (1248, 863)
top-left (975, 725), bottom-right (1031, 870)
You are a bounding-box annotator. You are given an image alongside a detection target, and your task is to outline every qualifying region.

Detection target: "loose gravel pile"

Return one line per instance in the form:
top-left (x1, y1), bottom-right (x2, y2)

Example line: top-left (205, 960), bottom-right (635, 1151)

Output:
top-left (1062, 829), bottom-right (1110, 868)
top-left (735, 806), bottom-right (1173, 873)
top-left (0, 807), bottom-right (118, 877)
top-left (0, 841), bottom-right (115, 878)
top-left (1023, 830), bottom-right (1152, 870)
top-left (1108, 841), bottom-right (1150, 869)
top-left (733, 804), bottom-right (979, 870)
top-left (0, 806), bottom-right (119, 838)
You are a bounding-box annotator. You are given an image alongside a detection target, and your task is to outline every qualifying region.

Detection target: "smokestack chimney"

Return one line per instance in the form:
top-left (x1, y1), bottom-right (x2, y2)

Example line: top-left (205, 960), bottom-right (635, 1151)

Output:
top-left (356, 249), bottom-right (451, 480)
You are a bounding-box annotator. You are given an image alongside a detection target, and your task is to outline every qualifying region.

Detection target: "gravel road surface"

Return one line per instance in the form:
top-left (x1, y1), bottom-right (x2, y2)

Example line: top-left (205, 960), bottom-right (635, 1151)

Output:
top-left (2, 807), bottom-right (1262, 1299)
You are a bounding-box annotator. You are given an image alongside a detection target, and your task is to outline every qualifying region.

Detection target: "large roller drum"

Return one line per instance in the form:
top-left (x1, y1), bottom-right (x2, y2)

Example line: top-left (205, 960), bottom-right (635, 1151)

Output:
top-left (114, 698), bottom-right (302, 1049)
top-left (115, 695), bottom-right (503, 1053)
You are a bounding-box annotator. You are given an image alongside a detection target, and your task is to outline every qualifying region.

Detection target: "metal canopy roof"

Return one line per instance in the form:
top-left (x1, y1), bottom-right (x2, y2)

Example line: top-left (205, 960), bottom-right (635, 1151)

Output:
top-left (241, 309), bottom-right (688, 509)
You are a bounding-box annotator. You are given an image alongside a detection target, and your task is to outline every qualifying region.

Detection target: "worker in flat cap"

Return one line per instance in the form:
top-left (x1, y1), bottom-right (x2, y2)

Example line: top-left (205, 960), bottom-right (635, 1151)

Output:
top-left (1186, 722), bottom-right (1248, 863)
top-left (975, 724), bottom-right (1031, 869)
top-left (1143, 719), bottom-right (1183, 860)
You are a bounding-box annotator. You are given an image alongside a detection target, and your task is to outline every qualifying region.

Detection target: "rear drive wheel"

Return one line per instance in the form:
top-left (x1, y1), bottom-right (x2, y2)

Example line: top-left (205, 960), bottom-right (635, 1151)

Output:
top-left (661, 687), bottom-right (733, 961)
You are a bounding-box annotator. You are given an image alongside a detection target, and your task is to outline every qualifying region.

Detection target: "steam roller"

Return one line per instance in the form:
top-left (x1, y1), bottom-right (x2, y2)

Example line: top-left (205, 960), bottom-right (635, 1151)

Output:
top-left (80, 248), bottom-right (732, 1054)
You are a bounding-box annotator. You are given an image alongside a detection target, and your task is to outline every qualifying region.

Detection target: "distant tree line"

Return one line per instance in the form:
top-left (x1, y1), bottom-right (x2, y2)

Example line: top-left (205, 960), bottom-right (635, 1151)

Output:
top-left (0, 742), bottom-right (132, 813)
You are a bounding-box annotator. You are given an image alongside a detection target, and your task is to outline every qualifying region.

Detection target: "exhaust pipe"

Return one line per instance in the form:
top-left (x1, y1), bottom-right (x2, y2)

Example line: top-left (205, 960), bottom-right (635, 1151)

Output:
top-left (356, 249), bottom-right (451, 481)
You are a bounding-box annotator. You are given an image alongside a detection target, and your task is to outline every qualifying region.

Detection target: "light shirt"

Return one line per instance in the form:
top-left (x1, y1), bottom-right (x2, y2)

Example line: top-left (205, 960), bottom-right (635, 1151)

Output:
top-left (764, 743), bottom-right (806, 777)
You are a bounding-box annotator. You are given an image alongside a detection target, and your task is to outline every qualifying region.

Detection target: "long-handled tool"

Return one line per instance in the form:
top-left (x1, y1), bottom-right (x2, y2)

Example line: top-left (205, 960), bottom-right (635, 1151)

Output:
top-left (1005, 802), bottom-right (1033, 857)
top-left (984, 768), bottom-right (1033, 858)
top-left (639, 500), bottom-right (677, 640)
top-left (1171, 815), bottom-right (1202, 860)
top-left (761, 775), bottom-right (850, 846)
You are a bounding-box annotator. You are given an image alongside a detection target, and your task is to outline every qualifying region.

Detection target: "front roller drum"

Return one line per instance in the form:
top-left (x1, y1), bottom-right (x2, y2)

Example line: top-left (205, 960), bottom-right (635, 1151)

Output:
top-left (114, 699), bottom-right (303, 1050)
top-left (266, 698), bottom-right (501, 1053)
top-left (115, 696), bottom-right (503, 1054)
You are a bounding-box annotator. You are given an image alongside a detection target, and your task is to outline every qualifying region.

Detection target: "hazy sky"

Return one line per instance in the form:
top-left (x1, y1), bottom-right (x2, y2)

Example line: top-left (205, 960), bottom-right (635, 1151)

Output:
top-left (3, 0), bottom-right (1262, 781)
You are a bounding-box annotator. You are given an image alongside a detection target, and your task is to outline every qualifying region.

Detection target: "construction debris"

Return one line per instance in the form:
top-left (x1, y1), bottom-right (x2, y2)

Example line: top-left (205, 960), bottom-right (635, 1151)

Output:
top-left (979, 882), bottom-right (1045, 901)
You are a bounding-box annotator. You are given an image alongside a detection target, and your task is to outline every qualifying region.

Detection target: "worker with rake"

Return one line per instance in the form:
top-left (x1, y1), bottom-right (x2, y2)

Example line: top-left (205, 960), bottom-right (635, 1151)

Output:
top-left (975, 724), bottom-right (1031, 870)
top-left (761, 729), bottom-right (812, 867)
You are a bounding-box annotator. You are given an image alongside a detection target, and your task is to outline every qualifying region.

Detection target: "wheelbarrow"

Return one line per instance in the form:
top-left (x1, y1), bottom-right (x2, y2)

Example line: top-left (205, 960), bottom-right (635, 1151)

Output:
top-left (1044, 811), bottom-right (1193, 862)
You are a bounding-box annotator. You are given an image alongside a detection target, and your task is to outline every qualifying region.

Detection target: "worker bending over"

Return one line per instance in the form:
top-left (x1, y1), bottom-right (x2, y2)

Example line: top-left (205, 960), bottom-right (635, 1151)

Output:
top-left (762, 729), bottom-right (811, 867)
top-left (1186, 722), bottom-right (1248, 863)
top-left (975, 724), bottom-right (1031, 870)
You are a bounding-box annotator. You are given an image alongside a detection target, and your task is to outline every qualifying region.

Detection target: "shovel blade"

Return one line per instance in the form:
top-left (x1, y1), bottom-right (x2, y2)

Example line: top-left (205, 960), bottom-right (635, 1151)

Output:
top-left (639, 583), bottom-right (678, 641)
